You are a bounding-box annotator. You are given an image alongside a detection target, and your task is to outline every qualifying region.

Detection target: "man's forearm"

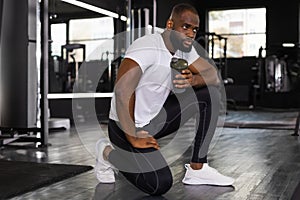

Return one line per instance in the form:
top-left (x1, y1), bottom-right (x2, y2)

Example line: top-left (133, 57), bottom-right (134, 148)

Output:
top-left (192, 68), bottom-right (220, 87)
top-left (115, 94), bottom-right (158, 149)
top-left (115, 92), bottom-right (136, 139)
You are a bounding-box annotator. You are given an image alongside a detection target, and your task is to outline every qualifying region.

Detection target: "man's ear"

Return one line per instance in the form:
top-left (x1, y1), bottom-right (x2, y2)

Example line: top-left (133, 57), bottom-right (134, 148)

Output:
top-left (166, 19), bottom-right (174, 29)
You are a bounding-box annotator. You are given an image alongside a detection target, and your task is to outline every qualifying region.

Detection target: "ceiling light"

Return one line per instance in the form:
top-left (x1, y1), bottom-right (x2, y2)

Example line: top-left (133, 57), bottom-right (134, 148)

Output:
top-left (61, 0), bottom-right (127, 21)
top-left (120, 16), bottom-right (127, 21)
top-left (282, 43), bottom-right (295, 47)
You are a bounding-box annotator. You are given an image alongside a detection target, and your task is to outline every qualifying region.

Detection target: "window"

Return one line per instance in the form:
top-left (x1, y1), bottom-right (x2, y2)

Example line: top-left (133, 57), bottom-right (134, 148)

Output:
top-left (69, 17), bottom-right (114, 61)
top-left (208, 8), bottom-right (266, 58)
top-left (50, 23), bottom-right (67, 56)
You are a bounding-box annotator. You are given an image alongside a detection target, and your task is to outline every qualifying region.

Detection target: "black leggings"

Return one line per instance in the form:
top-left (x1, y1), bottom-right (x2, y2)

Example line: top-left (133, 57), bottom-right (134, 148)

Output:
top-left (108, 86), bottom-right (220, 195)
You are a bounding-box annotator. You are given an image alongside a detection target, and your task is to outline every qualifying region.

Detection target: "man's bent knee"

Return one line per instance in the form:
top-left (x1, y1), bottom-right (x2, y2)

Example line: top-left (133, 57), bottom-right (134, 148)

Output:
top-left (150, 173), bottom-right (173, 196)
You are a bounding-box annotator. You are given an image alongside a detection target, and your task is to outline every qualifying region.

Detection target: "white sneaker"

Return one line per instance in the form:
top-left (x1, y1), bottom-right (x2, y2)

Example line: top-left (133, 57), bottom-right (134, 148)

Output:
top-left (95, 138), bottom-right (115, 183)
top-left (182, 163), bottom-right (234, 186)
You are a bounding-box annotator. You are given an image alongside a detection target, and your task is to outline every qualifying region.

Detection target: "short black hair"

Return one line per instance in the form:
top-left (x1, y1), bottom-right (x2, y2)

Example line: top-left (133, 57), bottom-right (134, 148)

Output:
top-left (170, 3), bottom-right (198, 19)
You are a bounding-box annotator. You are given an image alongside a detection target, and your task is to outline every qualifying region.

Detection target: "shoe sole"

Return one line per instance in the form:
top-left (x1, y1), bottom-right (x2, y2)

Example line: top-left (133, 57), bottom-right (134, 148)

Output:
top-left (182, 177), bottom-right (234, 186)
top-left (98, 178), bottom-right (115, 184)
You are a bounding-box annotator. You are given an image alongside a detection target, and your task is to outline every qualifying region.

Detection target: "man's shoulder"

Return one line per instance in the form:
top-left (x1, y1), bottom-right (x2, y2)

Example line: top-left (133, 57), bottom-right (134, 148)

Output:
top-left (126, 34), bottom-right (164, 55)
top-left (132, 33), bottom-right (162, 46)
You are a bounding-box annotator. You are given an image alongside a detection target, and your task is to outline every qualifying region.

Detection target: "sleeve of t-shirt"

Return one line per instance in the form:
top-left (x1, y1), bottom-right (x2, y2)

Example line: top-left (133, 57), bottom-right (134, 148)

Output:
top-left (124, 36), bottom-right (157, 73)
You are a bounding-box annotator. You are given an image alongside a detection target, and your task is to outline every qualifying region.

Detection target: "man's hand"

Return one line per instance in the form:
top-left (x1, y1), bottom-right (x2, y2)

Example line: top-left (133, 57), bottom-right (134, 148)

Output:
top-left (126, 130), bottom-right (160, 150)
top-left (173, 69), bottom-right (193, 89)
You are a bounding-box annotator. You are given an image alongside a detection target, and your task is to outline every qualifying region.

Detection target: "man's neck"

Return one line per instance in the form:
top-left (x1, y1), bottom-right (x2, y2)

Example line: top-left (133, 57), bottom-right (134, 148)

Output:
top-left (161, 30), bottom-right (176, 54)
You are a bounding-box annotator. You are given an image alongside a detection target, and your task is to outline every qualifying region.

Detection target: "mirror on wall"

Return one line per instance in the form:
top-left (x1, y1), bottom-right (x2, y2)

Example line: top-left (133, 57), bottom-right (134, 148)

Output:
top-left (48, 0), bottom-right (126, 94)
top-left (49, 17), bottom-right (116, 93)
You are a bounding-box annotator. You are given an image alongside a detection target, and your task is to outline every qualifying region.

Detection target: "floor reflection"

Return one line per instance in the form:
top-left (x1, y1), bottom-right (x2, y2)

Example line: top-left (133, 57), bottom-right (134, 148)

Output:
top-left (93, 181), bottom-right (235, 200)
top-left (180, 184), bottom-right (235, 199)
top-left (0, 144), bottom-right (48, 163)
top-left (93, 182), bottom-right (169, 200)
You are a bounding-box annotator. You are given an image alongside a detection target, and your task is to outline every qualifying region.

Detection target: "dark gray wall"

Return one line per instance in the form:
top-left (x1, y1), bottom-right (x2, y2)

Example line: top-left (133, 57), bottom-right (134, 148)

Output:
top-left (156, 0), bottom-right (196, 28)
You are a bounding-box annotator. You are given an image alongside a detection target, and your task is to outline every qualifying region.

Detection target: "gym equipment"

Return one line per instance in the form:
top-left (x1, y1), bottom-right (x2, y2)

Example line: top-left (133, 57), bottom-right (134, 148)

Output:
top-left (196, 32), bottom-right (235, 111)
top-left (126, 0), bottom-right (157, 48)
top-left (61, 43), bottom-right (86, 92)
top-left (196, 32), bottom-right (230, 82)
top-left (265, 55), bottom-right (291, 92)
top-left (0, 0), bottom-right (49, 147)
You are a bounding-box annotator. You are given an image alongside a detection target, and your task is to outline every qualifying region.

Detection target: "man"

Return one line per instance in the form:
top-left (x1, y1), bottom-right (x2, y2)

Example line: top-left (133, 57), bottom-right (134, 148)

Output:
top-left (95, 3), bottom-right (234, 196)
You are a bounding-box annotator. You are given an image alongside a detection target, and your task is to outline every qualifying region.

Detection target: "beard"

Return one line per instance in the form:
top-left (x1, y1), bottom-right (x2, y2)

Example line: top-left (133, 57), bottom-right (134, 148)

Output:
top-left (170, 30), bottom-right (193, 52)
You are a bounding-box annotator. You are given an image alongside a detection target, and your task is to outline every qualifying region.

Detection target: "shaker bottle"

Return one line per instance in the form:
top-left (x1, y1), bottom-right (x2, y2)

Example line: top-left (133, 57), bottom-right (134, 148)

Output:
top-left (170, 57), bottom-right (188, 93)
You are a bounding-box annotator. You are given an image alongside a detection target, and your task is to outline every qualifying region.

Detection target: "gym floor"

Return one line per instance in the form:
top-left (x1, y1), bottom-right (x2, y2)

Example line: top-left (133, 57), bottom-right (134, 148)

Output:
top-left (1, 109), bottom-right (300, 200)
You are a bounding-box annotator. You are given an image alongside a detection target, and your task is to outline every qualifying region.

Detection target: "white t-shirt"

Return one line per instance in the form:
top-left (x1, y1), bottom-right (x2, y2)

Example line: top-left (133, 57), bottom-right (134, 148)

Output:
top-left (109, 33), bottom-right (199, 127)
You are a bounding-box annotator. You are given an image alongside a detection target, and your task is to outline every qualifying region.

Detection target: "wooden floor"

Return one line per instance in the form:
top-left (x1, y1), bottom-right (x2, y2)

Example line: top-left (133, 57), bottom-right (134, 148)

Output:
top-left (1, 109), bottom-right (300, 200)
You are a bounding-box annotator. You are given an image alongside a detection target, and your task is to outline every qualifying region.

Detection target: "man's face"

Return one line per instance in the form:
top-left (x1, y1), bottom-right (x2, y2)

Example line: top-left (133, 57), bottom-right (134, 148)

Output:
top-left (169, 10), bottom-right (199, 52)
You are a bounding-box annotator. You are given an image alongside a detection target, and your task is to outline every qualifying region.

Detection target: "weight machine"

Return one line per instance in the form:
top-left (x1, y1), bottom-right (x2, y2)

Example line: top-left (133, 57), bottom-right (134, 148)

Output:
top-left (254, 45), bottom-right (300, 136)
top-left (61, 43), bottom-right (86, 93)
top-left (196, 32), bottom-right (236, 111)
top-left (196, 32), bottom-right (232, 83)
top-left (254, 45), bottom-right (299, 104)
